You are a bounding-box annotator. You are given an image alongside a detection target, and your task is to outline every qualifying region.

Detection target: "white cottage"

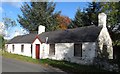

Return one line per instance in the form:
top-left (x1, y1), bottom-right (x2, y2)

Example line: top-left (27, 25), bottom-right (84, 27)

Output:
top-left (6, 34), bottom-right (37, 57)
top-left (6, 13), bottom-right (113, 65)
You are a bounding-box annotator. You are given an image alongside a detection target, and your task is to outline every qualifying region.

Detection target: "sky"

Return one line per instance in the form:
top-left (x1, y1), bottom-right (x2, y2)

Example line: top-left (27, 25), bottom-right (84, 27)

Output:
top-left (0, 1), bottom-right (89, 39)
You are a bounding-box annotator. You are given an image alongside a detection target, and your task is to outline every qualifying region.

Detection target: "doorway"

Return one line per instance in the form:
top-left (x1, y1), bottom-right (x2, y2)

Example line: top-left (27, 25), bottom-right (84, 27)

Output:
top-left (36, 44), bottom-right (40, 59)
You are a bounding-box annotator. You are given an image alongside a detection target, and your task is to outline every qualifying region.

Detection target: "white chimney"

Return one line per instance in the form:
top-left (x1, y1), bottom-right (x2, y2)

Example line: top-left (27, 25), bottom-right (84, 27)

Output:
top-left (98, 13), bottom-right (107, 28)
top-left (38, 25), bottom-right (45, 34)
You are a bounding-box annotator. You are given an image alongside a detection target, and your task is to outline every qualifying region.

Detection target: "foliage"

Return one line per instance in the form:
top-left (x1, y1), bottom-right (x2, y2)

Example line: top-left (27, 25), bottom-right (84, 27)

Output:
top-left (2, 17), bottom-right (16, 29)
top-left (2, 17), bottom-right (17, 37)
top-left (72, 2), bottom-right (120, 46)
top-left (70, 2), bottom-right (101, 28)
top-left (84, 2), bottom-right (101, 26)
top-left (18, 1), bottom-right (60, 32)
top-left (56, 15), bottom-right (71, 30)
top-left (72, 8), bottom-right (84, 28)
top-left (0, 35), bottom-right (4, 49)
top-left (101, 2), bottom-right (120, 46)
top-left (0, 22), bottom-right (5, 36)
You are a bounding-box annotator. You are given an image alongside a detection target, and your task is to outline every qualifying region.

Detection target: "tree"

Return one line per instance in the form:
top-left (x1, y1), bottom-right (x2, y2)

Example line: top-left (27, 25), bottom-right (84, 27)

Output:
top-left (72, 8), bottom-right (84, 27)
top-left (70, 2), bottom-right (101, 29)
top-left (85, 2), bottom-right (101, 26)
top-left (100, 2), bottom-right (120, 46)
top-left (2, 17), bottom-right (16, 30)
top-left (18, 1), bottom-right (60, 32)
top-left (56, 15), bottom-right (71, 30)
top-left (0, 22), bottom-right (5, 36)
top-left (2, 17), bottom-right (16, 37)
top-left (0, 17), bottom-right (16, 50)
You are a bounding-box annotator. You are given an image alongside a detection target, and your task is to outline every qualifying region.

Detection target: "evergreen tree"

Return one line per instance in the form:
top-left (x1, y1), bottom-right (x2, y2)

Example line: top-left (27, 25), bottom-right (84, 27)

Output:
top-left (71, 2), bottom-right (101, 29)
top-left (85, 2), bottom-right (101, 26)
top-left (73, 8), bottom-right (84, 27)
top-left (18, 2), bottom-right (60, 32)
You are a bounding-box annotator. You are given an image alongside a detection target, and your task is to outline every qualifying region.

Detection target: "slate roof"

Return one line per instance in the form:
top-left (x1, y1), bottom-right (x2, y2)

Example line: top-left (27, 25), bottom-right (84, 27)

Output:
top-left (7, 25), bottom-right (102, 44)
top-left (38, 25), bottom-right (102, 43)
top-left (7, 33), bottom-right (37, 44)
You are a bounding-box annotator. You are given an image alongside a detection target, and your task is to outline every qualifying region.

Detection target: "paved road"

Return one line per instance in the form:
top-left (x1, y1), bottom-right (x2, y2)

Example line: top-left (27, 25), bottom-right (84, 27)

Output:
top-left (2, 56), bottom-right (65, 72)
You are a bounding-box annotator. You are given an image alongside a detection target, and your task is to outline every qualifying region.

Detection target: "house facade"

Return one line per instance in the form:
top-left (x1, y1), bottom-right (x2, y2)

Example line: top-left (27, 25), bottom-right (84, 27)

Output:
top-left (6, 34), bottom-right (37, 57)
top-left (5, 13), bottom-right (113, 65)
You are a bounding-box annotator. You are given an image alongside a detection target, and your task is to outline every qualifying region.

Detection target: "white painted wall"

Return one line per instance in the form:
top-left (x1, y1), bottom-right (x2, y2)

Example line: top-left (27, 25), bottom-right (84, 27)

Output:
top-left (98, 27), bottom-right (113, 59)
top-left (82, 42), bottom-right (96, 59)
top-left (32, 38), bottom-right (41, 59)
top-left (47, 42), bottom-right (96, 65)
top-left (6, 43), bottom-right (32, 57)
top-left (40, 43), bottom-right (49, 59)
top-left (32, 38), bottom-right (49, 59)
top-left (5, 44), bottom-right (12, 53)
top-left (6, 38), bottom-right (97, 65)
top-left (48, 43), bottom-right (74, 60)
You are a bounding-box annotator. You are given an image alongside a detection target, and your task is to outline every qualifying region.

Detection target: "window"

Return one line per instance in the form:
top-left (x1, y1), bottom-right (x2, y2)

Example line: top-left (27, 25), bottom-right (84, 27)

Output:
top-left (12, 45), bottom-right (14, 52)
top-left (21, 45), bottom-right (24, 52)
top-left (74, 43), bottom-right (82, 57)
top-left (49, 44), bottom-right (55, 55)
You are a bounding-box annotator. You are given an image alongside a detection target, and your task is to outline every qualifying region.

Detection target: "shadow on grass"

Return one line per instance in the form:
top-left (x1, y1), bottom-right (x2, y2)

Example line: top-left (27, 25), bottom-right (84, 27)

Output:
top-left (39, 59), bottom-right (108, 73)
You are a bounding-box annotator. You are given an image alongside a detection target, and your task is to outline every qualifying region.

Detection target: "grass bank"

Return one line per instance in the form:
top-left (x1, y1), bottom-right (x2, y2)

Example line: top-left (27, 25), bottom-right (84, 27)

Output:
top-left (1, 51), bottom-right (108, 73)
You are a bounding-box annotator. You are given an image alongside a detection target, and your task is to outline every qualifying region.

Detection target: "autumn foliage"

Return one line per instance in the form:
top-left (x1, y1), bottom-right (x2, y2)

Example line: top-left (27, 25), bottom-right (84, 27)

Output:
top-left (56, 15), bottom-right (71, 30)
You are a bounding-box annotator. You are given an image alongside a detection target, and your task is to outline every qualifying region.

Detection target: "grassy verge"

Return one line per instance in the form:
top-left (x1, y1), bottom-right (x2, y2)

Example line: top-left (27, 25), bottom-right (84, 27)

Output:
top-left (1, 51), bottom-right (108, 73)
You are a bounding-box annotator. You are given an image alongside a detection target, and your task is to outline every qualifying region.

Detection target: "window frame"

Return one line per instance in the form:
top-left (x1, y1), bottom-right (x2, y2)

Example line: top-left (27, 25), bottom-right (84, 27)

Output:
top-left (49, 44), bottom-right (55, 55)
top-left (74, 43), bottom-right (82, 57)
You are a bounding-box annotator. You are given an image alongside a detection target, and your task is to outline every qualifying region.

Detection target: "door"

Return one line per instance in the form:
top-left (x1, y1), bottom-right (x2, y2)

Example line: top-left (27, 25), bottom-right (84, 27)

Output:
top-left (36, 44), bottom-right (40, 59)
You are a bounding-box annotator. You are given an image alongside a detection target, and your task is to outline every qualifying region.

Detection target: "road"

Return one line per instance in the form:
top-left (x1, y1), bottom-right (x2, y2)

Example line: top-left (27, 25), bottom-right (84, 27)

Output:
top-left (1, 56), bottom-right (66, 72)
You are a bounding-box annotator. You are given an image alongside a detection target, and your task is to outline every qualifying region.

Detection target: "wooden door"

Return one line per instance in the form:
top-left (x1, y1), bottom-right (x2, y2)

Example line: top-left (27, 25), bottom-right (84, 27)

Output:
top-left (36, 44), bottom-right (40, 59)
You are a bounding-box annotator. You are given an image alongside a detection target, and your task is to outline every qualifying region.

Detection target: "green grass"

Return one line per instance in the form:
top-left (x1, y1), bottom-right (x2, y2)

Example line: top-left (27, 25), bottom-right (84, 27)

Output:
top-left (2, 51), bottom-right (40, 64)
top-left (39, 59), bottom-right (108, 72)
top-left (1, 51), bottom-right (108, 73)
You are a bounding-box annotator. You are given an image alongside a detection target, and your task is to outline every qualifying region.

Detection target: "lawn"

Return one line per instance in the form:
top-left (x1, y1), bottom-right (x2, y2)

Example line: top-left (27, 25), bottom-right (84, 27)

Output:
top-left (1, 51), bottom-right (108, 73)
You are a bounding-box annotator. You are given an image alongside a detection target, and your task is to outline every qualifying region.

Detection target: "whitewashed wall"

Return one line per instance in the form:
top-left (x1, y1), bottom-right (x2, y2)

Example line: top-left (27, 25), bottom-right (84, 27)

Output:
top-left (5, 44), bottom-right (12, 53)
top-left (48, 43), bottom-right (74, 60)
top-left (40, 43), bottom-right (49, 59)
top-left (70, 42), bottom-right (96, 65)
top-left (6, 43), bottom-right (32, 57)
top-left (6, 38), bottom-right (97, 65)
top-left (48, 42), bottom-right (96, 65)
top-left (98, 27), bottom-right (113, 59)
top-left (32, 38), bottom-right (41, 59)
top-left (31, 38), bottom-right (50, 59)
